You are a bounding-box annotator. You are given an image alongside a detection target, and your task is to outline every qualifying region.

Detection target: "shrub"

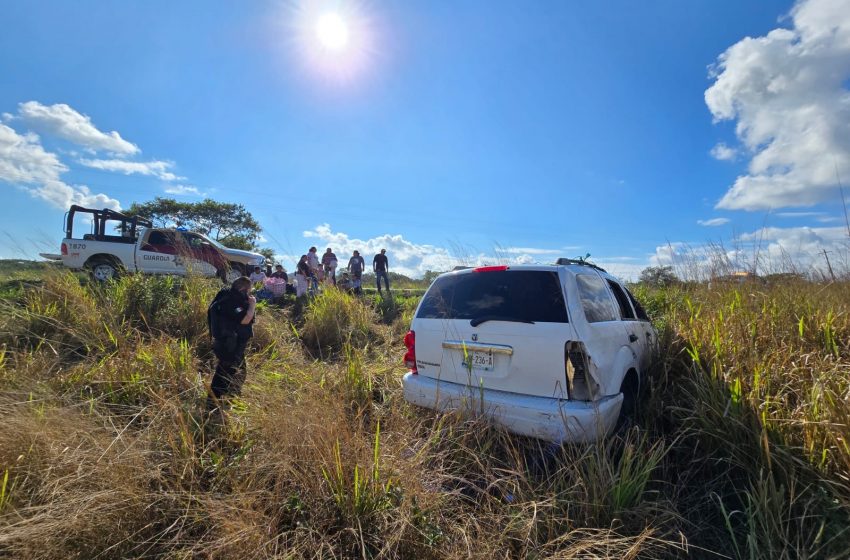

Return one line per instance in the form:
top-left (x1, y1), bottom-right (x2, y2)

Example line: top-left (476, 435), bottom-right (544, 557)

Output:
top-left (300, 288), bottom-right (377, 357)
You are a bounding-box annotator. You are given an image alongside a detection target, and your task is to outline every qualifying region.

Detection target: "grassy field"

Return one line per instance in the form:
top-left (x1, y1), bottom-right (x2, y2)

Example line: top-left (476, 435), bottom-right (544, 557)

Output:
top-left (0, 262), bottom-right (848, 558)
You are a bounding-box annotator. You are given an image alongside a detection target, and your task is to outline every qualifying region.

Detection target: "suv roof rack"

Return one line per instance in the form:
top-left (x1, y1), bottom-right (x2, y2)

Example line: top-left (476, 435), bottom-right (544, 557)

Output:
top-left (554, 257), bottom-right (607, 273)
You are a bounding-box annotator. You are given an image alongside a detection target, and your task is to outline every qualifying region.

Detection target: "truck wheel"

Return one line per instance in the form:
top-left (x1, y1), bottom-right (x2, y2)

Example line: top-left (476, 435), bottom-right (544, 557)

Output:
top-left (219, 263), bottom-right (244, 283)
top-left (88, 258), bottom-right (120, 282)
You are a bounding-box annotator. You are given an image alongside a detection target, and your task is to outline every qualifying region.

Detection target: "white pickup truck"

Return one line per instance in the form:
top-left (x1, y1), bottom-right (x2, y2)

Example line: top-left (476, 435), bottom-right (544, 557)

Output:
top-left (40, 205), bottom-right (265, 282)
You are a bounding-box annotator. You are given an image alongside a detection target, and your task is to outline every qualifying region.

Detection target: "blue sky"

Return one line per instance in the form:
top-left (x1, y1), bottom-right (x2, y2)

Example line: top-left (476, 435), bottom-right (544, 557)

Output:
top-left (2, 0), bottom-right (849, 278)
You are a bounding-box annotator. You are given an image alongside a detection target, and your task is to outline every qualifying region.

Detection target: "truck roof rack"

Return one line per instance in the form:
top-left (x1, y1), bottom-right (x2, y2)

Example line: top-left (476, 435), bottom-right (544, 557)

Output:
top-left (554, 257), bottom-right (607, 273)
top-left (65, 205), bottom-right (153, 242)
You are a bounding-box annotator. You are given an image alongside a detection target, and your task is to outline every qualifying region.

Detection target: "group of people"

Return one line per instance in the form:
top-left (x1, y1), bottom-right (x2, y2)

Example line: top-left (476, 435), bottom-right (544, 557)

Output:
top-left (205, 248), bottom-right (392, 411)
top-left (246, 247), bottom-right (393, 299)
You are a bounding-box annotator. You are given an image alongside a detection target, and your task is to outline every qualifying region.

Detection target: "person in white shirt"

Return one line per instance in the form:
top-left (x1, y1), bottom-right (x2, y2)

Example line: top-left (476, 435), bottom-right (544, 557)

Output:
top-left (249, 266), bottom-right (266, 284)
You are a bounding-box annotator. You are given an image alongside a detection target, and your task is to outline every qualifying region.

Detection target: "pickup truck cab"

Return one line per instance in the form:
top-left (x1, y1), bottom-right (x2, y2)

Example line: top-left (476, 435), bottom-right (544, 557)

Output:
top-left (401, 260), bottom-right (656, 443)
top-left (40, 205), bottom-right (265, 282)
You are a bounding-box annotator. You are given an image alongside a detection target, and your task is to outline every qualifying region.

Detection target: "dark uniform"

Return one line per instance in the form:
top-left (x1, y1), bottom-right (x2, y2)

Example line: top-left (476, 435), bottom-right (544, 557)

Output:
top-left (207, 287), bottom-right (254, 406)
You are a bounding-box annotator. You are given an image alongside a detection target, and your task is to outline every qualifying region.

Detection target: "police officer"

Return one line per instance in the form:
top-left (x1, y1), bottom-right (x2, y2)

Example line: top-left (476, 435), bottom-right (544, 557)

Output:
top-left (207, 276), bottom-right (256, 411)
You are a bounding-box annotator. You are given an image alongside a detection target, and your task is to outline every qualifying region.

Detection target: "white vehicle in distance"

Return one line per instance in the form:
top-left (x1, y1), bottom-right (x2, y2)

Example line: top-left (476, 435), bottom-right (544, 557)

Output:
top-left (40, 205), bottom-right (265, 282)
top-left (401, 260), bottom-right (656, 443)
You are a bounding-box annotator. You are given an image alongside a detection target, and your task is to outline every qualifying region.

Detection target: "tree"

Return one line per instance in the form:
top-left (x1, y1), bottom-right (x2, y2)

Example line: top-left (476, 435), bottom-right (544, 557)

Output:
top-left (638, 265), bottom-right (678, 287)
top-left (257, 247), bottom-right (277, 264)
top-left (422, 270), bottom-right (442, 285)
top-left (126, 197), bottom-right (262, 251)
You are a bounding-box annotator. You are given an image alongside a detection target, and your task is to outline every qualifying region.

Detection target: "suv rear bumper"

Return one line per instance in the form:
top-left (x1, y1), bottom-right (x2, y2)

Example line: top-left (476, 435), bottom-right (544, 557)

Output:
top-left (402, 372), bottom-right (623, 443)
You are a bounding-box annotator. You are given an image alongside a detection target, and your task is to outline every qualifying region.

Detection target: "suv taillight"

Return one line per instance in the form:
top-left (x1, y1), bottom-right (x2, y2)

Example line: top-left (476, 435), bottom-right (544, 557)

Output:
top-left (61, 242), bottom-right (68, 256)
top-left (565, 342), bottom-right (590, 401)
top-left (403, 330), bottom-right (417, 373)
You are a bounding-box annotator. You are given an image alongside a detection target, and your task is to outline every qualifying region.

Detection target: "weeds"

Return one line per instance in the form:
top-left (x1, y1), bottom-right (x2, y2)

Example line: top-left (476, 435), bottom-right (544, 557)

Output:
top-left (0, 269), bottom-right (848, 558)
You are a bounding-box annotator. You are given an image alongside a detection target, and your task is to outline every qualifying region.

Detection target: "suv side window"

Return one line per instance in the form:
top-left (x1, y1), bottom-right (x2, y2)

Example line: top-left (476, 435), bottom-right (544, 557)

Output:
top-left (576, 274), bottom-right (618, 323)
top-left (625, 287), bottom-right (650, 321)
top-left (607, 279), bottom-right (636, 320)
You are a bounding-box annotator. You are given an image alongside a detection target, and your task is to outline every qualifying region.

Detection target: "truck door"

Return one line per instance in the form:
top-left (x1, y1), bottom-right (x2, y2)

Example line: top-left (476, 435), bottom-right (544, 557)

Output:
top-left (179, 232), bottom-right (219, 277)
top-left (138, 230), bottom-right (182, 274)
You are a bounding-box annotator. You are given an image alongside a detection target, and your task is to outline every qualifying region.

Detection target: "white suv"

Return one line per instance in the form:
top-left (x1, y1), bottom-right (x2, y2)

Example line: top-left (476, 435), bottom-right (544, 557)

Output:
top-left (401, 261), bottom-right (655, 442)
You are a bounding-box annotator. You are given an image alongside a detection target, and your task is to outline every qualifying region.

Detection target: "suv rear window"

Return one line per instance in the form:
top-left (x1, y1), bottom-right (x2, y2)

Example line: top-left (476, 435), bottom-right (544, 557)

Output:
top-left (416, 270), bottom-right (568, 323)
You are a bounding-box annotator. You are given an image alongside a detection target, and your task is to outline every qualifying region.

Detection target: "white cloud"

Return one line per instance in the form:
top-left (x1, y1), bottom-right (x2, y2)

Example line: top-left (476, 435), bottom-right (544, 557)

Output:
top-left (776, 211), bottom-right (827, 218)
top-left (16, 101), bottom-right (139, 155)
top-left (0, 123), bottom-right (120, 210)
top-left (303, 223), bottom-right (470, 277)
top-left (705, 0), bottom-right (850, 210)
top-left (710, 142), bottom-right (738, 161)
top-left (498, 246), bottom-right (563, 255)
top-left (163, 184), bottom-right (203, 196)
top-left (651, 226), bottom-right (850, 279)
top-left (79, 157), bottom-right (182, 181)
top-left (697, 218), bottom-right (731, 226)
top-left (299, 224), bottom-right (649, 280)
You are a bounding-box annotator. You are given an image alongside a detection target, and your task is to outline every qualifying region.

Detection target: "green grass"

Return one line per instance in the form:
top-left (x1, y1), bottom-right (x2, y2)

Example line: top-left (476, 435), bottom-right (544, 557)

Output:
top-left (0, 266), bottom-right (848, 558)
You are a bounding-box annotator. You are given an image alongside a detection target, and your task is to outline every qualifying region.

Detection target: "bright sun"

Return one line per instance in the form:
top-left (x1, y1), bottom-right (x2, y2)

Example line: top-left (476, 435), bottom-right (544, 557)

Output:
top-left (315, 12), bottom-right (349, 51)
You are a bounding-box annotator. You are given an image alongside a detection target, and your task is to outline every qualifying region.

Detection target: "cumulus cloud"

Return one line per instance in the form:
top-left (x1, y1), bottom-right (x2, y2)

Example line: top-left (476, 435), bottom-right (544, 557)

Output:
top-left (302, 223), bottom-right (472, 277)
top-left (79, 157), bottom-right (182, 181)
top-left (299, 224), bottom-right (648, 280)
top-left (497, 246), bottom-right (564, 255)
top-left (705, 0), bottom-right (850, 210)
top-left (652, 226), bottom-right (850, 279)
top-left (710, 143), bottom-right (738, 161)
top-left (697, 218), bottom-right (731, 226)
top-left (163, 184), bottom-right (203, 196)
top-left (0, 123), bottom-right (120, 210)
top-left (16, 101), bottom-right (139, 155)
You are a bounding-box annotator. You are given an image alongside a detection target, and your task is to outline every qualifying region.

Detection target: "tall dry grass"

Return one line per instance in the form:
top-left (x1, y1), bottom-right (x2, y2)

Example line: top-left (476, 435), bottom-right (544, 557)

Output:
top-left (0, 269), bottom-right (847, 558)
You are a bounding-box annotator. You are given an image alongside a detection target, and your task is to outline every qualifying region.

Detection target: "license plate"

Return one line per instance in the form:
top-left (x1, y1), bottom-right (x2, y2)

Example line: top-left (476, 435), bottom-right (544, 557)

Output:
top-left (464, 350), bottom-right (494, 371)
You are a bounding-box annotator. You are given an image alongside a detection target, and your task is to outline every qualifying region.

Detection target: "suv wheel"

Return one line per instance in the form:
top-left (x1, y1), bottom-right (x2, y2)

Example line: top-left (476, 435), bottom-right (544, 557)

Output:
top-left (616, 370), bottom-right (640, 431)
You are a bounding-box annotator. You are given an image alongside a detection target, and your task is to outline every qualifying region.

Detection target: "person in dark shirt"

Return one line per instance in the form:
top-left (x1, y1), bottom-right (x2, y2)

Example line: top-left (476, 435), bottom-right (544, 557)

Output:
top-left (207, 276), bottom-right (256, 411)
top-left (347, 250), bottom-right (365, 295)
top-left (321, 248), bottom-right (338, 285)
top-left (373, 249), bottom-right (390, 295)
top-left (271, 264), bottom-right (288, 282)
top-left (295, 255), bottom-right (311, 297)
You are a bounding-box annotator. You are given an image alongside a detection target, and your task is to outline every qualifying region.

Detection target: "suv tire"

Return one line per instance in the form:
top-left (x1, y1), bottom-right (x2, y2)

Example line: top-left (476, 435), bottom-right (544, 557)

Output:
top-left (615, 369), bottom-right (640, 432)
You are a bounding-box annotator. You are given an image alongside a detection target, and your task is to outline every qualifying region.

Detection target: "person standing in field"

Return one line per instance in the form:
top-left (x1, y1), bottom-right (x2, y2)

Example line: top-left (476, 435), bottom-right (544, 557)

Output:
top-left (307, 246), bottom-right (321, 293)
top-left (348, 250), bottom-right (365, 295)
top-left (295, 255), bottom-right (310, 297)
top-left (207, 276), bottom-right (256, 411)
top-left (373, 248), bottom-right (390, 296)
top-left (322, 247), bottom-right (338, 285)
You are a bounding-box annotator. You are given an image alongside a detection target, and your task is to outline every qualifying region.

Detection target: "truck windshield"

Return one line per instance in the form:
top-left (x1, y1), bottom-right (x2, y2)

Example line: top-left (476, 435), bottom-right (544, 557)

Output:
top-left (416, 270), bottom-right (568, 323)
top-left (203, 236), bottom-right (226, 249)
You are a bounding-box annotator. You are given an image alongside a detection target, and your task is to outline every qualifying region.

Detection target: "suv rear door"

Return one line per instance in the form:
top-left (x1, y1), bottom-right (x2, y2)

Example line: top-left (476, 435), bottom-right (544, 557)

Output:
top-left (413, 268), bottom-right (575, 399)
top-left (568, 272), bottom-right (630, 397)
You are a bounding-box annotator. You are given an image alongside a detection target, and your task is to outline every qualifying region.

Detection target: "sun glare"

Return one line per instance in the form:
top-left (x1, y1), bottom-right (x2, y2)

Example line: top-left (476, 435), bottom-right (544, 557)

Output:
top-left (287, 0), bottom-right (376, 84)
top-left (316, 12), bottom-right (349, 51)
